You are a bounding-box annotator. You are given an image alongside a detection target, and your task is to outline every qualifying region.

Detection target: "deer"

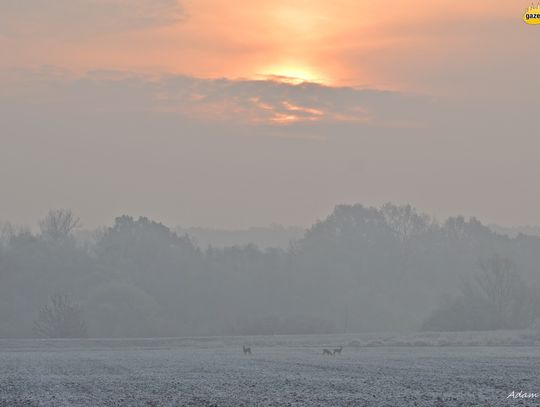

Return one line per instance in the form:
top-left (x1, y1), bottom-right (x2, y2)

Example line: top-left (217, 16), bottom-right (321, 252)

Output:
top-left (322, 348), bottom-right (333, 355)
top-left (242, 345), bottom-right (252, 355)
top-left (332, 346), bottom-right (343, 355)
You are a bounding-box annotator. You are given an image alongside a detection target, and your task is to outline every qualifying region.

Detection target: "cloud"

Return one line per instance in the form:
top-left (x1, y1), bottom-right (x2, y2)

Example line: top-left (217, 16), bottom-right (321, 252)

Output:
top-left (159, 76), bottom-right (434, 127)
top-left (1, 67), bottom-right (539, 230)
top-left (0, 69), bottom-right (434, 130)
top-left (0, 0), bottom-right (184, 37)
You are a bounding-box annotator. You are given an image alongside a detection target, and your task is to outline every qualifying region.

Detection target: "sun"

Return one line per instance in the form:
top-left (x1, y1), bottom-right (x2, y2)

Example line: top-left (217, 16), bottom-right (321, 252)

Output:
top-left (259, 64), bottom-right (328, 85)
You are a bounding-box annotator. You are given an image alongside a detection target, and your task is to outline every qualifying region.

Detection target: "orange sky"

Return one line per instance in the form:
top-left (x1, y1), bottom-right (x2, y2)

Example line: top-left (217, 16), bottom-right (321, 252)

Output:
top-left (0, 0), bottom-right (524, 91)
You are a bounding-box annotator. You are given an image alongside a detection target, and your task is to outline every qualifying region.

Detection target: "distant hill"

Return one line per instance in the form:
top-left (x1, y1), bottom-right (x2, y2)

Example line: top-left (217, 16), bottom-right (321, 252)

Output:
top-left (489, 224), bottom-right (540, 238)
top-left (175, 225), bottom-right (305, 249)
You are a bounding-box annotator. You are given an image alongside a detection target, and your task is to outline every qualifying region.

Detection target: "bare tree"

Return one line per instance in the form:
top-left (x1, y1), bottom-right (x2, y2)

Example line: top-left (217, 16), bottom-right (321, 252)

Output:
top-left (39, 209), bottom-right (80, 241)
top-left (0, 222), bottom-right (14, 246)
top-left (422, 255), bottom-right (539, 331)
top-left (33, 295), bottom-right (87, 338)
top-left (381, 203), bottom-right (433, 242)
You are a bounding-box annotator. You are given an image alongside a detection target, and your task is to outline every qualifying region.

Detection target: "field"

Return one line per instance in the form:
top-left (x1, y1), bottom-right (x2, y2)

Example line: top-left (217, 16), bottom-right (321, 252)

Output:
top-left (1, 333), bottom-right (540, 406)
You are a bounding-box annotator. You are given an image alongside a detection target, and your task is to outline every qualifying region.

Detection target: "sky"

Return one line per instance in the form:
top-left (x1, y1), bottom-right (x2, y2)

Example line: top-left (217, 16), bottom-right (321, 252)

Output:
top-left (1, 0), bottom-right (539, 229)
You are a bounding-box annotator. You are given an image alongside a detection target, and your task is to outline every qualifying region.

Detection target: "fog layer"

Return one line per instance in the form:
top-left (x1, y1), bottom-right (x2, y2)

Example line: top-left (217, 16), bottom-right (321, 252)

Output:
top-left (2, 204), bottom-right (540, 338)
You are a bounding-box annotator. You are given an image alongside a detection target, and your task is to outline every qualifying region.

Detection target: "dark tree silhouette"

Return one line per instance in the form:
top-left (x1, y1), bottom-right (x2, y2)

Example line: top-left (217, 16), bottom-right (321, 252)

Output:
top-left (33, 295), bottom-right (87, 338)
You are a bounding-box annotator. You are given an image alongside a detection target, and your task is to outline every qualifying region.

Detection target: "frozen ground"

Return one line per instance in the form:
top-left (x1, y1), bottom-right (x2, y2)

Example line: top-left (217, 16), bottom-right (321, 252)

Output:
top-left (1, 333), bottom-right (540, 406)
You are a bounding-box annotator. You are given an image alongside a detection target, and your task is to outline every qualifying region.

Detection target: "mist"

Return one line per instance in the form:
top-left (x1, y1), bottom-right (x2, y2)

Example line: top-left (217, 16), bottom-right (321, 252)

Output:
top-left (2, 204), bottom-right (540, 339)
top-left (2, 1), bottom-right (540, 405)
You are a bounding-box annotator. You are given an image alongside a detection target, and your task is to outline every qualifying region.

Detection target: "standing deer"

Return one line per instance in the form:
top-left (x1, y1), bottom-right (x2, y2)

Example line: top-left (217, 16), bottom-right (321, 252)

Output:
top-left (242, 345), bottom-right (252, 355)
top-left (322, 348), bottom-right (333, 355)
top-left (332, 346), bottom-right (343, 355)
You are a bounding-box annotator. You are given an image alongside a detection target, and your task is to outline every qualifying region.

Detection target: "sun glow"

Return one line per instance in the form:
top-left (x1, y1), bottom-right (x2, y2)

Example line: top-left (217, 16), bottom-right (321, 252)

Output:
top-left (260, 65), bottom-right (329, 85)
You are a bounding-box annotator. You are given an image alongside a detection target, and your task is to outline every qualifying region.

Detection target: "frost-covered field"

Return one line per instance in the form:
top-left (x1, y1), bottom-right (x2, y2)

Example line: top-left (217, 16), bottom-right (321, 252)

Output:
top-left (1, 333), bottom-right (540, 406)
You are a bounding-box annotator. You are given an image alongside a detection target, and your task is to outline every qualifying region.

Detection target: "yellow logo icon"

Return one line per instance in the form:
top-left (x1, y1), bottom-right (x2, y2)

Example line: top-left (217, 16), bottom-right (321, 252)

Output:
top-left (524, 3), bottom-right (540, 24)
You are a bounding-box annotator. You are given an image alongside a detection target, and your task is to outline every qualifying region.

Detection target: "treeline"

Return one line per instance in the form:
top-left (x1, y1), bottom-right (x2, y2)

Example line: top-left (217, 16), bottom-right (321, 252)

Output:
top-left (1, 204), bottom-right (540, 338)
